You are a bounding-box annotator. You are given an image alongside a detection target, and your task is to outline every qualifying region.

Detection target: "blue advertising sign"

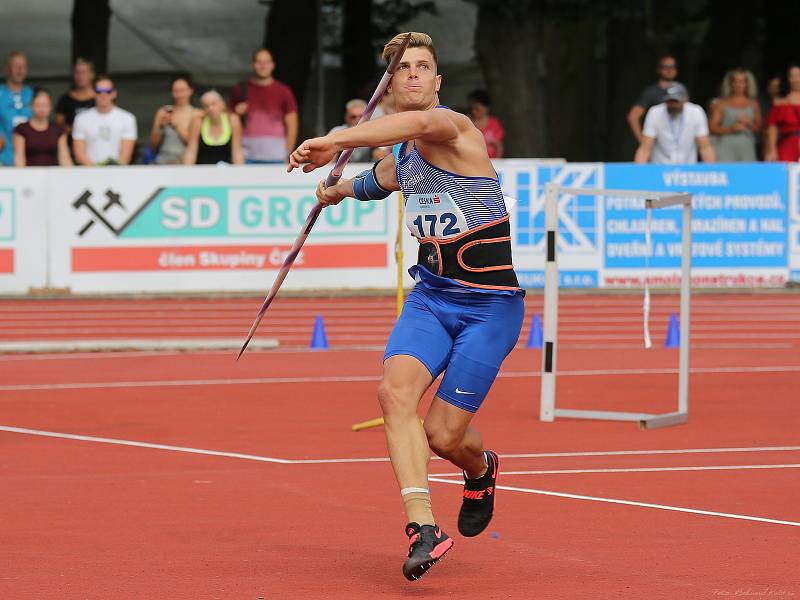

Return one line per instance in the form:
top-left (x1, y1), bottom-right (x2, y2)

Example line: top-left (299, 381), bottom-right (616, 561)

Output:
top-left (604, 163), bottom-right (789, 269)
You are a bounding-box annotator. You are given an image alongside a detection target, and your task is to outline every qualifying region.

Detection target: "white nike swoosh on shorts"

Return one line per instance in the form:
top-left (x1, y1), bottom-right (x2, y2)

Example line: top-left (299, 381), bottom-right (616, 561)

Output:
top-left (455, 388), bottom-right (476, 395)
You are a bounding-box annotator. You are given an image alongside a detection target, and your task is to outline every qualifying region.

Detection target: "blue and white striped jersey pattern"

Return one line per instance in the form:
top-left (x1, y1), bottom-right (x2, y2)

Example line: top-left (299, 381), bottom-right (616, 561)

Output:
top-left (393, 142), bottom-right (508, 233)
top-left (391, 137), bottom-right (519, 296)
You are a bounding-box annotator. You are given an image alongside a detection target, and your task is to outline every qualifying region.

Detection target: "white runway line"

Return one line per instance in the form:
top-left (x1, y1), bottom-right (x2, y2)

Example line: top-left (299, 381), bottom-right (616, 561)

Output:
top-left (3, 313), bottom-right (800, 324)
top-left (4, 322), bottom-right (798, 334)
top-left (0, 346), bottom-right (387, 362)
top-left (495, 445), bottom-right (800, 459)
top-left (3, 423), bottom-right (798, 528)
top-left (428, 476), bottom-right (800, 528)
top-left (0, 374), bottom-right (383, 391)
top-left (4, 423), bottom-right (800, 468)
top-left (430, 463), bottom-right (800, 477)
top-left (282, 445), bottom-right (800, 464)
top-left (0, 425), bottom-right (291, 464)
top-left (2, 364), bottom-right (799, 392)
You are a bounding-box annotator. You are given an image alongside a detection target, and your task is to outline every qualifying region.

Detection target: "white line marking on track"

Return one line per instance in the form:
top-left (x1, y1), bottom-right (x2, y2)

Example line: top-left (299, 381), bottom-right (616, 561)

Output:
top-left (4, 425), bottom-right (800, 468)
top-left (284, 446), bottom-right (800, 464)
top-left (2, 365), bottom-right (799, 392)
top-left (430, 463), bottom-right (800, 476)
top-left (0, 346), bottom-right (387, 361)
top-left (0, 425), bottom-right (291, 464)
top-left (427, 477), bottom-right (800, 527)
top-left (0, 374), bottom-right (382, 391)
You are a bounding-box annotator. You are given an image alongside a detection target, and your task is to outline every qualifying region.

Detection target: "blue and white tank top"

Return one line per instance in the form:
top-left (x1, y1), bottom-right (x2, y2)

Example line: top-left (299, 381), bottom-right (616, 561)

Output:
top-left (393, 130), bottom-right (518, 295)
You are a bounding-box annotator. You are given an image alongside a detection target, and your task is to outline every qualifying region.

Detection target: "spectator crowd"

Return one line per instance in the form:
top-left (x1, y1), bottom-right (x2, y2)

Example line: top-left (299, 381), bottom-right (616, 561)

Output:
top-left (629, 54), bottom-right (800, 164)
top-left (1, 48), bottom-right (799, 167)
top-left (0, 49), bottom-right (297, 167)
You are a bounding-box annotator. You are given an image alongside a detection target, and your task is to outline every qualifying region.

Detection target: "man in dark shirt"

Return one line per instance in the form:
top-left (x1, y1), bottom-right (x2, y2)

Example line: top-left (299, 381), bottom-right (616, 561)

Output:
top-left (627, 54), bottom-right (688, 143)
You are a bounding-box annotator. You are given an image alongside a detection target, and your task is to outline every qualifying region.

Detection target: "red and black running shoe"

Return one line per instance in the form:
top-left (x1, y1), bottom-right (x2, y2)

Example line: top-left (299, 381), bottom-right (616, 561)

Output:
top-left (457, 450), bottom-right (499, 537)
top-left (402, 522), bottom-right (453, 581)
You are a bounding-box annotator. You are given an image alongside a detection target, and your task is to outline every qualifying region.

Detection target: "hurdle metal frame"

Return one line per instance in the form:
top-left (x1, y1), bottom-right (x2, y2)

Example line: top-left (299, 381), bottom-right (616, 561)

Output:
top-left (539, 183), bottom-right (692, 430)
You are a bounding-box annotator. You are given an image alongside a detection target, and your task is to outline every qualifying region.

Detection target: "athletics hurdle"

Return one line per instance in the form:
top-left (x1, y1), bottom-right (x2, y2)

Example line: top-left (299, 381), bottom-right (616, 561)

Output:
top-left (539, 183), bottom-right (692, 430)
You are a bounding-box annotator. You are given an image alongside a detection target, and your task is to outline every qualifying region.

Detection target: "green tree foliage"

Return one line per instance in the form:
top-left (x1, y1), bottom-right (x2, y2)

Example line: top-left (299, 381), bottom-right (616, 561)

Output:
top-left (468, 0), bottom-right (799, 160)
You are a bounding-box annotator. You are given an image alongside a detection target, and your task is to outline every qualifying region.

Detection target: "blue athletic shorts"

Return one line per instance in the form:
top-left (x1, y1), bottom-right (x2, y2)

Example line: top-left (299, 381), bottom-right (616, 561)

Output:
top-left (383, 285), bottom-right (525, 412)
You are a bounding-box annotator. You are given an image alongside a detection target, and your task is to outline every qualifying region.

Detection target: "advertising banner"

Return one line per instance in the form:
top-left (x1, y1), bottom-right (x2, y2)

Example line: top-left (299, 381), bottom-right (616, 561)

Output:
top-left (789, 164), bottom-right (800, 283)
top-left (0, 171), bottom-right (48, 293)
top-left (497, 161), bottom-right (601, 288)
top-left (499, 162), bottom-right (791, 289)
top-left (45, 165), bottom-right (394, 292)
top-left (603, 163), bottom-right (789, 287)
top-left (1, 161), bottom-right (796, 295)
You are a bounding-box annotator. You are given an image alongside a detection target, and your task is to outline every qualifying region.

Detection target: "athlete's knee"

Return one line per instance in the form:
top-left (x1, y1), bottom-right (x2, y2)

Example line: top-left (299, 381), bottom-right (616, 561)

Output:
top-left (424, 424), bottom-right (462, 458)
top-left (377, 378), bottom-right (417, 417)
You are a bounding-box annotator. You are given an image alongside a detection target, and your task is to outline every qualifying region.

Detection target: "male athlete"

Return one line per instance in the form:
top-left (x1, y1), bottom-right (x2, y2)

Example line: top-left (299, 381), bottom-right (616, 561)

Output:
top-left (288, 32), bottom-right (524, 580)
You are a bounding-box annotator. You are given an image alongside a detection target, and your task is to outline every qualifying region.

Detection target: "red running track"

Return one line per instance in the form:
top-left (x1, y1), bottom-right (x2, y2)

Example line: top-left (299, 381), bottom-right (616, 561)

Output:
top-left (1, 294), bottom-right (799, 598)
top-left (1, 294), bottom-right (800, 348)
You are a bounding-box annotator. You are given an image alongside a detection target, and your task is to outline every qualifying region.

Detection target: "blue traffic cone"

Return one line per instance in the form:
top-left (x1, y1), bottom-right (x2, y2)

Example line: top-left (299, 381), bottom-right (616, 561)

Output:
top-left (310, 315), bottom-right (329, 349)
top-left (664, 313), bottom-right (680, 348)
top-left (526, 314), bottom-right (543, 348)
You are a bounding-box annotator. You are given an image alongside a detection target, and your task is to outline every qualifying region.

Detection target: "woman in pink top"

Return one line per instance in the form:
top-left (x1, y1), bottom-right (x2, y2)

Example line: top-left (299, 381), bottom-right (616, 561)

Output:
top-left (467, 89), bottom-right (504, 158)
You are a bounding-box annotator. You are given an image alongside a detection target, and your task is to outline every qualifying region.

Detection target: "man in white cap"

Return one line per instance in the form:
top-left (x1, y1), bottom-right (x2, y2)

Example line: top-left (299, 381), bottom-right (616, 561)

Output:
top-left (635, 83), bottom-right (716, 164)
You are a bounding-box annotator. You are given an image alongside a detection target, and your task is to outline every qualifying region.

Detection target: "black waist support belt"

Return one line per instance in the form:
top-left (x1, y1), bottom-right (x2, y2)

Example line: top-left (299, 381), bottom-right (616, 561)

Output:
top-left (416, 216), bottom-right (520, 290)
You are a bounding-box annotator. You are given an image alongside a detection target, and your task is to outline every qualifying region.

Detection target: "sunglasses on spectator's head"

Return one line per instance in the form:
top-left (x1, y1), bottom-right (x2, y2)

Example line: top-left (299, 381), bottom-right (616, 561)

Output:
top-left (95, 86), bottom-right (114, 94)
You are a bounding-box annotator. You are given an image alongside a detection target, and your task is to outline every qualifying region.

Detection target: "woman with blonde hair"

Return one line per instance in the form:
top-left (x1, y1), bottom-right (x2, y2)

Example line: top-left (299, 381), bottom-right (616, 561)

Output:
top-left (709, 68), bottom-right (761, 162)
top-left (182, 89), bottom-right (244, 165)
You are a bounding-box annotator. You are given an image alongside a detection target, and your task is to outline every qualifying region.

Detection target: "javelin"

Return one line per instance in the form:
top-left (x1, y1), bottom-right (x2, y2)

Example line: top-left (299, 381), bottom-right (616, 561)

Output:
top-left (237, 33), bottom-right (412, 360)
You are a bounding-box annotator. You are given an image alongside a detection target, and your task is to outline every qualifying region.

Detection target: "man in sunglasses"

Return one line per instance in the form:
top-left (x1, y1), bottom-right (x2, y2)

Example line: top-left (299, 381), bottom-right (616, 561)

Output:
top-left (627, 54), bottom-right (688, 143)
top-left (72, 76), bottom-right (137, 166)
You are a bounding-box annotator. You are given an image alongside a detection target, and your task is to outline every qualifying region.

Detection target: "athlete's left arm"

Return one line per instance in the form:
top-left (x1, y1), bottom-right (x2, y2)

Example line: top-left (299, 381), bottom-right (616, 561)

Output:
top-left (315, 154), bottom-right (400, 207)
top-left (288, 111), bottom-right (462, 173)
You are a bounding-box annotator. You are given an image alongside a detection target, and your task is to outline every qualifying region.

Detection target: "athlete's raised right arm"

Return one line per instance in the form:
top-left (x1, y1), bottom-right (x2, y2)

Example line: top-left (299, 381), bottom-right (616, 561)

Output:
top-left (288, 110), bottom-right (462, 174)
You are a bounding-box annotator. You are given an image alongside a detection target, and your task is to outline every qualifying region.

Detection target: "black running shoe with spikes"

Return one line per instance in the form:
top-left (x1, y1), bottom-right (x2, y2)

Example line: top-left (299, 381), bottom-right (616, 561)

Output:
top-left (402, 522), bottom-right (453, 581)
top-left (458, 450), bottom-right (499, 537)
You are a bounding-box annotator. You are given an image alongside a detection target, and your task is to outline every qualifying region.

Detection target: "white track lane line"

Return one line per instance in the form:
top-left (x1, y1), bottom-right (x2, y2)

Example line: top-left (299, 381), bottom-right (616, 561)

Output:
top-left (4, 322), bottom-right (798, 333)
top-left (4, 424), bottom-right (797, 528)
top-left (2, 365), bottom-right (800, 392)
top-left (280, 446), bottom-right (800, 464)
top-left (0, 374), bottom-right (382, 391)
top-left (0, 425), bottom-right (291, 464)
top-left (3, 314), bottom-right (800, 324)
top-left (3, 424), bottom-right (800, 468)
top-left (429, 463), bottom-right (800, 476)
top-left (0, 346), bottom-right (389, 362)
top-left (427, 476), bottom-right (800, 527)
top-left (0, 341), bottom-right (793, 360)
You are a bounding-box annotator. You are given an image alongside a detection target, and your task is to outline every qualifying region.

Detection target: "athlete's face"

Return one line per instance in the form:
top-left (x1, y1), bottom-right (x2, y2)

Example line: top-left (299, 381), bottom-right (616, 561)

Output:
top-left (390, 47), bottom-right (441, 111)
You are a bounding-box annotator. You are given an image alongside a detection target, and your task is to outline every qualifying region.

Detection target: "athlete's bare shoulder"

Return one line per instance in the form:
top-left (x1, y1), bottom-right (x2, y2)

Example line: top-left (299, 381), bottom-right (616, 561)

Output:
top-left (434, 107), bottom-right (474, 132)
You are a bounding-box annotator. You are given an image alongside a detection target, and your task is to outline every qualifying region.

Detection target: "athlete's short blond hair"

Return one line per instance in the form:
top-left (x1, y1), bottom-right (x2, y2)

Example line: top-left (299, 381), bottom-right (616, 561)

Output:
top-left (382, 32), bottom-right (437, 66)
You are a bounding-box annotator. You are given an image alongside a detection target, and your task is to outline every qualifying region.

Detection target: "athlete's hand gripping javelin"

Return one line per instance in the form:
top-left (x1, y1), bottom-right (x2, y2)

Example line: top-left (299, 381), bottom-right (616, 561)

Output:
top-left (287, 138), bottom-right (360, 207)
